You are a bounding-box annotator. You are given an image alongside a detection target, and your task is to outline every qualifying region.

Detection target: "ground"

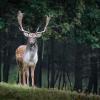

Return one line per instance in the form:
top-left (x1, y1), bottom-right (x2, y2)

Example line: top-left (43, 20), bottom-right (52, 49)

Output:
top-left (0, 82), bottom-right (100, 100)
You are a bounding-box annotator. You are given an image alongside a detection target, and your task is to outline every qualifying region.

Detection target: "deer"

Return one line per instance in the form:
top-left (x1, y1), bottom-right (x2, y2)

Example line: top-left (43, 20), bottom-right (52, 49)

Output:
top-left (16, 11), bottom-right (50, 87)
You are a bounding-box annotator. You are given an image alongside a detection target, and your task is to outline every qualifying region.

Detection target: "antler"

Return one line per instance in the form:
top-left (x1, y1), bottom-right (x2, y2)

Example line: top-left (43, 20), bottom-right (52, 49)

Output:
top-left (17, 10), bottom-right (31, 37)
top-left (17, 11), bottom-right (51, 38)
top-left (36, 16), bottom-right (51, 34)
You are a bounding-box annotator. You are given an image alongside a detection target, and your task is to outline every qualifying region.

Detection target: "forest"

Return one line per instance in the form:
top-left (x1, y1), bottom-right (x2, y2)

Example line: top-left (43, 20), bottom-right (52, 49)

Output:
top-left (0, 0), bottom-right (100, 96)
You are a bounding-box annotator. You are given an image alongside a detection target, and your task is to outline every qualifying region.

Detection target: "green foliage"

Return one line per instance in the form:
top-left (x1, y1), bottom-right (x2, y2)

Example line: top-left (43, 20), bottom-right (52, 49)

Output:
top-left (79, 6), bottom-right (100, 48)
top-left (65, 0), bottom-right (100, 48)
top-left (0, 18), bottom-right (5, 30)
top-left (0, 0), bottom-right (100, 48)
top-left (0, 83), bottom-right (100, 100)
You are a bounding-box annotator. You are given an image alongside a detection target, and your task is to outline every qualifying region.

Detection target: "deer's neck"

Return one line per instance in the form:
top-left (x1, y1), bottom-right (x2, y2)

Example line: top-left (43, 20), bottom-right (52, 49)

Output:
top-left (23, 41), bottom-right (38, 65)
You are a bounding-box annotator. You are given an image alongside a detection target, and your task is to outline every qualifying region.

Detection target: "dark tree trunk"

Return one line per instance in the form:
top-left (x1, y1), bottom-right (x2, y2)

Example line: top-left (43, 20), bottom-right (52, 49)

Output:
top-left (58, 71), bottom-right (62, 89)
top-left (74, 44), bottom-right (82, 92)
top-left (35, 39), bottom-right (43, 87)
top-left (47, 61), bottom-right (50, 88)
top-left (61, 41), bottom-right (66, 89)
top-left (62, 70), bottom-right (66, 89)
top-left (66, 72), bottom-right (72, 90)
top-left (86, 56), bottom-right (98, 94)
top-left (54, 70), bottom-right (59, 86)
top-left (0, 51), bottom-right (1, 82)
top-left (50, 37), bottom-right (55, 88)
top-left (3, 46), bottom-right (11, 82)
top-left (3, 48), bottom-right (8, 82)
top-left (47, 46), bottom-right (50, 88)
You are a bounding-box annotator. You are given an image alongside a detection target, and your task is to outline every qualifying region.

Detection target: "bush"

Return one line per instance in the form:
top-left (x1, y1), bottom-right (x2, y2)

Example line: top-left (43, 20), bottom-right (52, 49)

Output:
top-left (0, 83), bottom-right (100, 100)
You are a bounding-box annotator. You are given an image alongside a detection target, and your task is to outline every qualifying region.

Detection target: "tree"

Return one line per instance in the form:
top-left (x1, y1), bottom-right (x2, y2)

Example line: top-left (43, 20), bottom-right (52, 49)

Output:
top-left (74, 44), bottom-right (83, 91)
top-left (86, 56), bottom-right (98, 94)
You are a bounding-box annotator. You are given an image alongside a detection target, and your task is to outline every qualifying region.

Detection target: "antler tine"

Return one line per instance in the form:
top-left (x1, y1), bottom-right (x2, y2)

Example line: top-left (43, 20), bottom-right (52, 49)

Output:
top-left (45, 15), bottom-right (51, 27)
top-left (36, 16), bottom-right (51, 34)
top-left (36, 24), bottom-right (41, 33)
top-left (17, 10), bottom-right (30, 35)
top-left (17, 10), bottom-right (24, 31)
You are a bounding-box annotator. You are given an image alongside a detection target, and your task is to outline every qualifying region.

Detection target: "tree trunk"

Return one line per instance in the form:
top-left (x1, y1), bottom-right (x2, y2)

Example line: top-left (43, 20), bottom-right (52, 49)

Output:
top-left (62, 70), bottom-right (66, 89)
top-left (86, 56), bottom-right (98, 94)
top-left (47, 48), bottom-right (50, 88)
top-left (61, 41), bottom-right (66, 90)
top-left (50, 37), bottom-right (55, 88)
top-left (35, 39), bottom-right (43, 87)
top-left (58, 71), bottom-right (62, 89)
top-left (66, 71), bottom-right (72, 90)
top-left (0, 51), bottom-right (1, 82)
top-left (74, 44), bottom-right (82, 92)
top-left (3, 46), bottom-right (11, 82)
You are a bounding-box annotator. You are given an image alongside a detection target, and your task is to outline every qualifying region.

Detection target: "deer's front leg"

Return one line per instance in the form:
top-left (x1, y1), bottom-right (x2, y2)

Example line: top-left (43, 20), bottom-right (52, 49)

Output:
top-left (26, 67), bottom-right (29, 86)
top-left (31, 67), bottom-right (35, 88)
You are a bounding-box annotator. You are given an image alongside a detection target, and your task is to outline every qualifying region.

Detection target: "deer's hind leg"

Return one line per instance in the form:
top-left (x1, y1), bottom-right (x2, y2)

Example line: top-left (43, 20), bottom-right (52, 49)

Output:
top-left (17, 60), bottom-right (23, 84)
top-left (22, 63), bottom-right (28, 85)
top-left (18, 69), bottom-right (23, 84)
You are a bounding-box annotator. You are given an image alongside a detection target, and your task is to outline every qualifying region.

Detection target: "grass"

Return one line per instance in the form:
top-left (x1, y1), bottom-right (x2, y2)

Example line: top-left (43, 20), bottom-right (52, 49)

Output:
top-left (0, 83), bottom-right (100, 100)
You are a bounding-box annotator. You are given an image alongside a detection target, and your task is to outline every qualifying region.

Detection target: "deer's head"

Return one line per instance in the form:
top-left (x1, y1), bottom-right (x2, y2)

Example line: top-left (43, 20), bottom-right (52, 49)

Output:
top-left (17, 10), bottom-right (51, 45)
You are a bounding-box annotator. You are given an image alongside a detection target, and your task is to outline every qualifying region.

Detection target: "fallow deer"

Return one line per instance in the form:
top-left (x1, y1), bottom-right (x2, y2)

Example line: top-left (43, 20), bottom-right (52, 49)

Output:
top-left (16, 11), bottom-right (50, 87)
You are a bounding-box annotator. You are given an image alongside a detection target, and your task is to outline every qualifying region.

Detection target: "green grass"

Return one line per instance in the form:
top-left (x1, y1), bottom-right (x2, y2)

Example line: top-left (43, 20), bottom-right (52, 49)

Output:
top-left (0, 83), bottom-right (100, 100)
